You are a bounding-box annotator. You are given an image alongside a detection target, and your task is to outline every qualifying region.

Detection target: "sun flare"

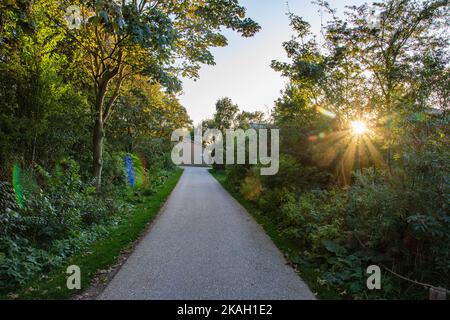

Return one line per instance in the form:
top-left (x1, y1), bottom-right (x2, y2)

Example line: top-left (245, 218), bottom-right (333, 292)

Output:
top-left (351, 121), bottom-right (368, 136)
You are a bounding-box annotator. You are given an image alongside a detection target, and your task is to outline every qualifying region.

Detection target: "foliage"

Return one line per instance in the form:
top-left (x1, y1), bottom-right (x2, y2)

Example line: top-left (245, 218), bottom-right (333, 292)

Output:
top-left (221, 0), bottom-right (449, 298)
top-left (0, 154), bottom-right (179, 293)
top-left (107, 75), bottom-right (192, 152)
top-left (0, 0), bottom-right (261, 297)
top-left (56, 0), bottom-right (260, 188)
top-left (1, 169), bottom-right (183, 299)
top-left (239, 168), bottom-right (264, 201)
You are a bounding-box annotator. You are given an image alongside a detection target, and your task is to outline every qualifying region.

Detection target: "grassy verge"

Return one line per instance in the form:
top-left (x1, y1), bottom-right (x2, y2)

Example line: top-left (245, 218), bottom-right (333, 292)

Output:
top-left (4, 168), bottom-right (183, 300)
top-left (209, 168), bottom-right (340, 299)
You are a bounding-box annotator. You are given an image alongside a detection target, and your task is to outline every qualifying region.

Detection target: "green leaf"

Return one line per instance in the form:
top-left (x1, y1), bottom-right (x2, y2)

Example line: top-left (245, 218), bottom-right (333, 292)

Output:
top-left (323, 240), bottom-right (347, 256)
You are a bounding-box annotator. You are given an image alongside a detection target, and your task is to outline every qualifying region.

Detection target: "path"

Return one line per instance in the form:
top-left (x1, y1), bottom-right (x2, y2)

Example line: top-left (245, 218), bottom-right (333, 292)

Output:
top-left (99, 167), bottom-right (315, 300)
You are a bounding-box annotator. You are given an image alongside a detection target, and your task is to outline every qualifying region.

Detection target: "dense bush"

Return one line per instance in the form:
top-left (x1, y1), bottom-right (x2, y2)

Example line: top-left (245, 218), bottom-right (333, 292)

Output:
top-left (0, 149), bottom-right (177, 292)
top-left (224, 158), bottom-right (449, 297)
top-left (218, 0), bottom-right (449, 299)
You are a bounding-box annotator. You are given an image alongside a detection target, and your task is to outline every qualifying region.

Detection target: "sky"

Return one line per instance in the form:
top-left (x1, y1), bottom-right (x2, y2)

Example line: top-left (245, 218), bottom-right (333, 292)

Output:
top-left (179, 0), bottom-right (368, 125)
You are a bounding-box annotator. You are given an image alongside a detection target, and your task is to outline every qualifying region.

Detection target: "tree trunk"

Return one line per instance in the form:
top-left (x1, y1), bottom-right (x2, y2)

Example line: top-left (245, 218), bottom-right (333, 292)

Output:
top-left (93, 78), bottom-right (108, 191)
top-left (91, 63), bottom-right (124, 191)
top-left (93, 118), bottom-right (105, 191)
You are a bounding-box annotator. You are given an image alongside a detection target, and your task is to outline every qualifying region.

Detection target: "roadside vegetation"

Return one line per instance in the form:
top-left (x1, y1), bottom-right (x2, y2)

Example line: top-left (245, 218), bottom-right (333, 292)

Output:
top-left (1, 0), bottom-right (448, 301)
top-left (0, 0), bottom-right (259, 298)
top-left (1, 168), bottom-right (182, 299)
top-left (209, 0), bottom-right (449, 299)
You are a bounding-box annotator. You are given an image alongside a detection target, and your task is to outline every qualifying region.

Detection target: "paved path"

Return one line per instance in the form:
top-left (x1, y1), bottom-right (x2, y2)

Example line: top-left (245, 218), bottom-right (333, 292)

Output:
top-left (99, 167), bottom-right (315, 300)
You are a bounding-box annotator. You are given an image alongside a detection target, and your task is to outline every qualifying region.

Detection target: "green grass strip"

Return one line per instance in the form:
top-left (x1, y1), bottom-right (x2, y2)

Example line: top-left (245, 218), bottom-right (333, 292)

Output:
top-left (6, 168), bottom-right (183, 300)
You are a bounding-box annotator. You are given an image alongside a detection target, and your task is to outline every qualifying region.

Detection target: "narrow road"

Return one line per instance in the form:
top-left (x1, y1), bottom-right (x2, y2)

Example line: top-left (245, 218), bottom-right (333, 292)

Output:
top-left (99, 167), bottom-right (315, 300)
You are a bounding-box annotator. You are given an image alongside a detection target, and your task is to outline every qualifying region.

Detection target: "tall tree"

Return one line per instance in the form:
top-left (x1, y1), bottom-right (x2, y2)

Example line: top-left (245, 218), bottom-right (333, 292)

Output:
top-left (55, 0), bottom-right (260, 190)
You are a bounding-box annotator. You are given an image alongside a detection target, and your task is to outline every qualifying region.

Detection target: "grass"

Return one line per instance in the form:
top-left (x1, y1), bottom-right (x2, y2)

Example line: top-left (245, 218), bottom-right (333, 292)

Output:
top-left (209, 168), bottom-right (341, 300)
top-left (4, 168), bottom-right (183, 300)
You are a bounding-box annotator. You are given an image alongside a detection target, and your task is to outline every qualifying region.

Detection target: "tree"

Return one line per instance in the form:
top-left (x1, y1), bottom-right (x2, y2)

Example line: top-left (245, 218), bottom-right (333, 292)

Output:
top-left (108, 75), bottom-right (192, 152)
top-left (235, 110), bottom-right (266, 129)
top-left (271, 0), bottom-right (448, 183)
top-left (55, 0), bottom-right (260, 190)
top-left (213, 97), bottom-right (240, 130)
top-left (0, 0), bottom-right (92, 176)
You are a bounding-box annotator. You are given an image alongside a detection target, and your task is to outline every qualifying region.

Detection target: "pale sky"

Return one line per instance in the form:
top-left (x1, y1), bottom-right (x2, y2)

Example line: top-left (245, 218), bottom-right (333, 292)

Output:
top-left (179, 0), bottom-right (368, 125)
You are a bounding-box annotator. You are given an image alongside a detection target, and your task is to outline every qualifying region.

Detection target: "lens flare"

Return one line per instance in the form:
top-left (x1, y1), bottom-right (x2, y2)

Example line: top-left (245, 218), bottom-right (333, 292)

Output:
top-left (137, 153), bottom-right (148, 186)
top-left (308, 117), bottom-right (383, 186)
top-left (308, 132), bottom-right (328, 142)
top-left (124, 154), bottom-right (148, 189)
top-left (13, 163), bottom-right (24, 208)
top-left (351, 121), bottom-right (368, 135)
top-left (316, 106), bottom-right (336, 119)
top-left (124, 154), bottom-right (135, 188)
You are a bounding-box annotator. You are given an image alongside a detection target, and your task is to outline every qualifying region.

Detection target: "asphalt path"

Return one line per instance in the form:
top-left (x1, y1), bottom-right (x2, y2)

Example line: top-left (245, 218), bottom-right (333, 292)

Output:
top-left (99, 167), bottom-right (315, 300)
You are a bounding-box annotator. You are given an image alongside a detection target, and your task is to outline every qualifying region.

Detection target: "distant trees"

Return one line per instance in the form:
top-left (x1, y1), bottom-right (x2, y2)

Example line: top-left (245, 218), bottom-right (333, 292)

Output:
top-left (202, 97), bottom-right (267, 169)
top-left (235, 111), bottom-right (266, 130)
top-left (213, 98), bottom-right (240, 131)
top-left (205, 97), bottom-right (266, 131)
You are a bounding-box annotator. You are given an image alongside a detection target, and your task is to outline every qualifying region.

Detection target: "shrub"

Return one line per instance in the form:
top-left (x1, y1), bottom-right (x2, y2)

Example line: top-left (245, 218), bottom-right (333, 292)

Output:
top-left (239, 168), bottom-right (264, 201)
top-left (0, 157), bottom-right (132, 291)
top-left (257, 187), bottom-right (293, 220)
top-left (346, 169), bottom-right (402, 257)
top-left (102, 152), bottom-right (127, 187)
top-left (347, 167), bottom-right (449, 287)
top-left (280, 190), bottom-right (346, 254)
top-left (224, 156), bottom-right (449, 296)
top-left (134, 138), bottom-right (176, 171)
top-left (262, 154), bottom-right (330, 192)
top-left (225, 165), bottom-right (249, 192)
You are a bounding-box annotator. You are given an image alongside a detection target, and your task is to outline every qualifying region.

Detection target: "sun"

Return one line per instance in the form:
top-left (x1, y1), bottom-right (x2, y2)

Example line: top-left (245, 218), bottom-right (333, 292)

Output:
top-left (351, 121), bottom-right (368, 136)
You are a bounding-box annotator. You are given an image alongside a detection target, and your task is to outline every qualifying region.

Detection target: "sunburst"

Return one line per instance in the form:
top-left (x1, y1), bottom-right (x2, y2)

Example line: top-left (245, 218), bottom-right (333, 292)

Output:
top-left (310, 118), bottom-right (385, 185)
